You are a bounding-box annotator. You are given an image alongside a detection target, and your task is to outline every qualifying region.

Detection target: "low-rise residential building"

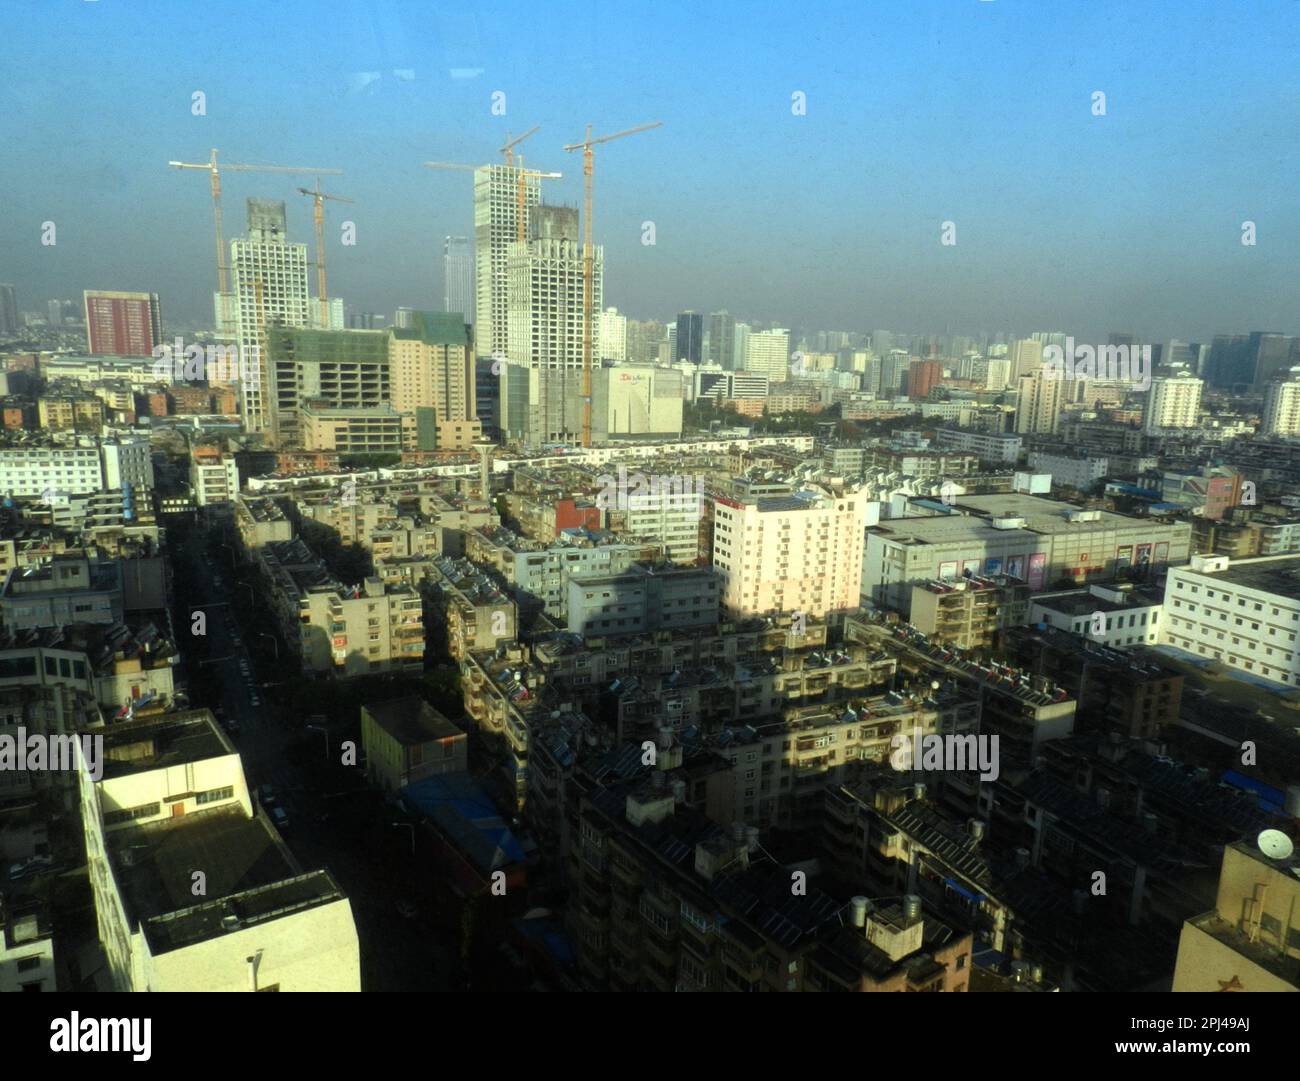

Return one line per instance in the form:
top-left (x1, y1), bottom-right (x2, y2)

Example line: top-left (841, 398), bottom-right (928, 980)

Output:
top-left (1029, 582), bottom-right (1164, 648)
top-left (0, 554), bottom-right (124, 629)
top-left (361, 697), bottom-right (467, 793)
top-left (79, 711), bottom-right (361, 991)
top-left (1160, 553), bottom-right (1300, 687)
top-left (254, 539), bottom-right (424, 676)
top-left (566, 564), bottom-right (720, 637)
top-left (189, 444), bottom-right (240, 509)
top-left (909, 575), bottom-right (1031, 651)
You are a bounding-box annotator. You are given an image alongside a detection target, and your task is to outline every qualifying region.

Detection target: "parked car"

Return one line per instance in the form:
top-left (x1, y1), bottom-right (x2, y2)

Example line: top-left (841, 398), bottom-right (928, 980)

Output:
top-left (271, 806), bottom-right (290, 829)
top-left (259, 784), bottom-right (277, 805)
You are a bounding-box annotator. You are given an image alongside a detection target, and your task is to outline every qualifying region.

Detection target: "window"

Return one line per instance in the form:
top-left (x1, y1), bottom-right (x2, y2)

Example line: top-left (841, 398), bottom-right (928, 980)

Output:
top-left (195, 786), bottom-right (233, 805)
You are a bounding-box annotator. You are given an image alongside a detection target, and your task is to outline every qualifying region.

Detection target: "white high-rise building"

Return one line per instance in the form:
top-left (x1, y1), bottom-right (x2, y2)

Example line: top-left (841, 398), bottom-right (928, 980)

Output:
top-left (711, 486), bottom-right (867, 618)
top-left (443, 236), bottom-right (473, 322)
top-left (1014, 368), bottom-right (1063, 435)
top-left (503, 205), bottom-right (602, 446)
top-left (1009, 339), bottom-right (1044, 380)
top-left (599, 307), bottom-right (627, 362)
top-left (230, 200), bottom-right (310, 439)
top-left (733, 323), bottom-right (751, 373)
top-left (745, 329), bottom-right (790, 383)
top-left (1262, 367), bottom-right (1300, 438)
top-left (984, 357), bottom-right (1012, 392)
top-left (475, 165), bottom-right (541, 360)
top-left (1143, 370), bottom-right (1203, 433)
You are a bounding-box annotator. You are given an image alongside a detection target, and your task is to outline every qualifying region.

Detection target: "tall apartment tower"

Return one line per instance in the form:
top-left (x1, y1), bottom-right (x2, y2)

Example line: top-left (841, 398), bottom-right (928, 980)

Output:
top-left (674, 311), bottom-right (704, 364)
top-left (707, 310), bottom-right (736, 369)
top-left (503, 205), bottom-right (602, 446)
top-left (907, 359), bottom-right (942, 400)
top-left (475, 165), bottom-right (541, 360)
top-left (599, 307), bottom-right (627, 361)
top-left (389, 311), bottom-right (477, 451)
top-left (1008, 339), bottom-right (1044, 380)
top-left (231, 199), bottom-right (311, 439)
top-left (1014, 369), bottom-right (1063, 435)
top-left (1143, 370), bottom-right (1203, 433)
top-left (443, 236), bottom-right (473, 323)
top-left (0, 284), bottom-right (19, 337)
top-left (83, 291), bottom-right (162, 357)
top-left (746, 329), bottom-right (790, 382)
top-left (1262, 367), bottom-right (1300, 438)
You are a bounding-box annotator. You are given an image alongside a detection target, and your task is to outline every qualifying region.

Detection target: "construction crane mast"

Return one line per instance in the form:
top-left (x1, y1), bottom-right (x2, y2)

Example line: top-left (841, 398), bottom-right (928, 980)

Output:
top-left (295, 179), bottom-right (354, 328)
top-left (563, 122), bottom-right (662, 447)
top-left (167, 149), bottom-right (341, 334)
top-left (500, 126), bottom-right (540, 166)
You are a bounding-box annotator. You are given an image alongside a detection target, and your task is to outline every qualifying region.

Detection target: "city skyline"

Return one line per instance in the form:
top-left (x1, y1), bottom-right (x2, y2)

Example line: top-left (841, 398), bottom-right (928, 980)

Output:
top-left (3, 1), bottom-right (1300, 341)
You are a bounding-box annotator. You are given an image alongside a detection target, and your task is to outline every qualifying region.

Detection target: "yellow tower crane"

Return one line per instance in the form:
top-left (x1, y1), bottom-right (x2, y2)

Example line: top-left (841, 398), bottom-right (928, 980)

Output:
top-left (500, 126), bottom-right (540, 166)
top-left (167, 150), bottom-right (341, 335)
top-left (421, 158), bottom-right (561, 244)
top-left (295, 179), bottom-right (355, 329)
top-left (562, 121), bottom-right (662, 447)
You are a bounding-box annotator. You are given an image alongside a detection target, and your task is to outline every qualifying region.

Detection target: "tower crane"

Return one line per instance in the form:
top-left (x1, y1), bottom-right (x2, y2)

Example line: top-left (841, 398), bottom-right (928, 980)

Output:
top-left (167, 149), bottom-right (341, 334)
top-left (295, 180), bottom-right (354, 328)
top-left (562, 121), bottom-right (663, 447)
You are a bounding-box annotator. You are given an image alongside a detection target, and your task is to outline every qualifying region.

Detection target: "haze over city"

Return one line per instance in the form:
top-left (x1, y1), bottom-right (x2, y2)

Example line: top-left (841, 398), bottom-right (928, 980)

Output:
top-left (3, 0), bottom-right (1300, 338)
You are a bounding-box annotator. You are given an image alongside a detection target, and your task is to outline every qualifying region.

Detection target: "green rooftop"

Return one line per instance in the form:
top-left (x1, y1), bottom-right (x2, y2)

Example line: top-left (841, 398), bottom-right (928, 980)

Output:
top-left (391, 310), bottom-right (469, 347)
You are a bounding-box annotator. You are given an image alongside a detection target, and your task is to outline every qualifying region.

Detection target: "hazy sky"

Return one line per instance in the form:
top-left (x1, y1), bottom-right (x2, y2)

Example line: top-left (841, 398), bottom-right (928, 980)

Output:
top-left (3, 0), bottom-right (1300, 342)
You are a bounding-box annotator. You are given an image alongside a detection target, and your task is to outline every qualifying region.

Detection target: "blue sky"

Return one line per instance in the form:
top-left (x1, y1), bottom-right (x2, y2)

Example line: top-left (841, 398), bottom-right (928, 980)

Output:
top-left (3, 0), bottom-right (1300, 340)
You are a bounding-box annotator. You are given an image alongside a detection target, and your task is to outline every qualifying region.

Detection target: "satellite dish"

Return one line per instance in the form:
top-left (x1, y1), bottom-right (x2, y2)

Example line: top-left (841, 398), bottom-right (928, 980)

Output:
top-left (1257, 829), bottom-right (1295, 861)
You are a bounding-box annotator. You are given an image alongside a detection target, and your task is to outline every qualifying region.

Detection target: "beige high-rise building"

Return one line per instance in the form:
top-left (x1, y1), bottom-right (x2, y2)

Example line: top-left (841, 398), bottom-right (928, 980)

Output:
top-left (1143, 370), bottom-right (1203, 433)
top-left (1262, 367), bottom-right (1300, 438)
top-left (1014, 368), bottom-right (1063, 435)
top-left (388, 311), bottom-right (477, 450)
top-left (1009, 339), bottom-right (1044, 380)
top-left (711, 486), bottom-right (867, 618)
top-left (745, 329), bottom-right (790, 383)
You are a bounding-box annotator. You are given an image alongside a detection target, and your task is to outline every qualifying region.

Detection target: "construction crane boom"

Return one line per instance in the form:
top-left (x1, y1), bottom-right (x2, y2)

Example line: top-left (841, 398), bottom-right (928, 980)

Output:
top-left (295, 180), bottom-right (354, 328)
top-left (562, 121), bottom-right (663, 447)
top-left (500, 126), bottom-right (539, 165)
top-left (168, 148), bottom-right (341, 339)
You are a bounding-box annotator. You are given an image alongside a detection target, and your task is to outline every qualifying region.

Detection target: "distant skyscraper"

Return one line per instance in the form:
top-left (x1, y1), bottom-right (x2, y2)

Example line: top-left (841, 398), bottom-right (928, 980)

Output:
top-left (707, 310), bottom-right (736, 369)
top-left (1262, 368), bottom-right (1300, 438)
top-left (1144, 371), bottom-right (1203, 433)
top-left (907, 359), bottom-right (941, 401)
top-left (0, 285), bottom-right (17, 337)
top-left (443, 236), bottom-right (473, 323)
top-left (625, 319), bottom-right (665, 364)
top-left (84, 290), bottom-right (162, 356)
top-left (675, 312), bottom-right (703, 364)
top-left (599, 307), bottom-right (627, 361)
top-left (1014, 369), bottom-right (1063, 435)
top-left (1204, 334), bottom-right (1251, 389)
top-left (475, 165), bottom-right (540, 359)
top-left (1250, 332), bottom-right (1299, 388)
top-left (733, 323), bottom-right (751, 372)
top-left (1008, 339), bottom-right (1044, 380)
top-left (504, 204), bottom-right (602, 446)
top-left (46, 300), bottom-right (63, 328)
top-left (745, 329), bottom-right (790, 382)
top-left (230, 199), bottom-right (310, 439)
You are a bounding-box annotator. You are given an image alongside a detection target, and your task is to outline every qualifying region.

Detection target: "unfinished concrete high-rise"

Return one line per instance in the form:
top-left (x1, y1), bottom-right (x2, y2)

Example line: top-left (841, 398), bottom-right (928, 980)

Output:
top-left (231, 199), bottom-right (311, 440)
top-left (502, 204), bottom-right (602, 447)
top-left (474, 165), bottom-right (541, 361)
